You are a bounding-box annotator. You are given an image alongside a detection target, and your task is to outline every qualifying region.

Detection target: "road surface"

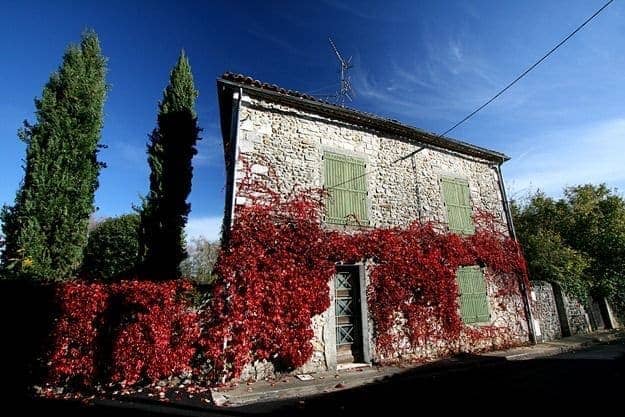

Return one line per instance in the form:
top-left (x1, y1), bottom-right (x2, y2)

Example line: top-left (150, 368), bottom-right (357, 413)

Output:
top-left (22, 341), bottom-right (625, 415)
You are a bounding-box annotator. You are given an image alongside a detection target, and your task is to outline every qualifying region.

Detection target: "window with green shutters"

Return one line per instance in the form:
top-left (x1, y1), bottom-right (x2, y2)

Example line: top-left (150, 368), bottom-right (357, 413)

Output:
top-left (456, 266), bottom-right (490, 324)
top-left (323, 152), bottom-right (369, 225)
top-left (441, 177), bottom-right (474, 235)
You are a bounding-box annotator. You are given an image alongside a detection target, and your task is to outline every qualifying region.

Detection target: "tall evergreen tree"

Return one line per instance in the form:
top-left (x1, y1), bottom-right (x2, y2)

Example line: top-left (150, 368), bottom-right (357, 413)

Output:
top-left (138, 52), bottom-right (200, 279)
top-left (1, 31), bottom-right (107, 280)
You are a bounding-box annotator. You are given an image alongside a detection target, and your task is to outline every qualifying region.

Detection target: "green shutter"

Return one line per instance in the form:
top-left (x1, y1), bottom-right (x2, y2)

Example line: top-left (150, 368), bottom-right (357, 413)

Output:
top-left (441, 177), bottom-right (474, 235)
top-left (324, 152), bottom-right (368, 225)
top-left (456, 266), bottom-right (490, 324)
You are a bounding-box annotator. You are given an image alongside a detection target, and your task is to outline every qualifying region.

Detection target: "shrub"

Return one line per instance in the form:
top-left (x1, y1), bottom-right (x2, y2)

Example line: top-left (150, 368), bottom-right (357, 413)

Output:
top-left (82, 214), bottom-right (140, 280)
top-left (47, 280), bottom-right (199, 388)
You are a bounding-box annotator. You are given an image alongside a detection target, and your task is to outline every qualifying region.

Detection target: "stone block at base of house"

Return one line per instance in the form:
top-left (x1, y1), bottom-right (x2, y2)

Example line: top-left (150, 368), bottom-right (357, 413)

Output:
top-left (240, 360), bottom-right (276, 382)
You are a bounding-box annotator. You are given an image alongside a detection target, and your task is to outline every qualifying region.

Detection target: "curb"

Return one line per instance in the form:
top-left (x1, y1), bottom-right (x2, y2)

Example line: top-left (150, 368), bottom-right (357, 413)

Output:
top-left (226, 330), bottom-right (625, 405)
top-left (46, 330), bottom-right (623, 414)
top-left (93, 398), bottom-right (232, 417)
top-left (223, 356), bottom-right (506, 406)
top-left (499, 330), bottom-right (625, 361)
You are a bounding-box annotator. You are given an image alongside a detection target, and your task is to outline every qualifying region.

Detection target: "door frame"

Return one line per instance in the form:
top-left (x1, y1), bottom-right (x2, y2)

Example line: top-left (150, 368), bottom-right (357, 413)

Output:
top-left (324, 263), bottom-right (372, 370)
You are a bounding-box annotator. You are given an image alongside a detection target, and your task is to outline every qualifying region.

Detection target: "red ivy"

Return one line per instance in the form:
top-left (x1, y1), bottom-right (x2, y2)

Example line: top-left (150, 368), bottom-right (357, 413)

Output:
top-left (48, 282), bottom-right (108, 386)
top-left (47, 280), bottom-right (199, 388)
top-left (200, 162), bottom-right (530, 381)
top-left (47, 162), bottom-right (530, 386)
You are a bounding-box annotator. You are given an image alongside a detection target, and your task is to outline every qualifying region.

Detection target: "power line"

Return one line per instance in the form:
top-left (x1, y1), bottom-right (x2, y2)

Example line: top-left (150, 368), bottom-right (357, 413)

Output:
top-left (327, 0), bottom-right (614, 191)
top-left (439, 0), bottom-right (614, 138)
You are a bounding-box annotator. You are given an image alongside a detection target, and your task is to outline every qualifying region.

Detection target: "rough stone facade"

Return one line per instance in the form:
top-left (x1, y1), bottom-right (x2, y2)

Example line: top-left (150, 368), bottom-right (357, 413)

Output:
top-left (221, 87), bottom-right (531, 375)
top-left (560, 291), bottom-right (592, 335)
top-left (531, 280), bottom-right (563, 341)
top-left (234, 96), bottom-right (510, 232)
top-left (370, 268), bottom-right (529, 363)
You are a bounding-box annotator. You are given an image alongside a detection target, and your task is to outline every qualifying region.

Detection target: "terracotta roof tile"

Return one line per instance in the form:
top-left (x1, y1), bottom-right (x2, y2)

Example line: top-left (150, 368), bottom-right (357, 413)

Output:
top-left (221, 72), bottom-right (328, 103)
top-left (218, 72), bottom-right (509, 162)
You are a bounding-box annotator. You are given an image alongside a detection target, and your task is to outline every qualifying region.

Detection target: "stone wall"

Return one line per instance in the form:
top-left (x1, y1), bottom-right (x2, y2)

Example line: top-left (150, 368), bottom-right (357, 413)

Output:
top-left (531, 280), bottom-right (562, 341)
top-left (370, 268), bottom-right (530, 363)
top-left (531, 280), bottom-right (593, 340)
top-left (230, 94), bottom-right (529, 373)
top-left (234, 95), bottom-right (510, 233)
top-left (561, 291), bottom-right (592, 335)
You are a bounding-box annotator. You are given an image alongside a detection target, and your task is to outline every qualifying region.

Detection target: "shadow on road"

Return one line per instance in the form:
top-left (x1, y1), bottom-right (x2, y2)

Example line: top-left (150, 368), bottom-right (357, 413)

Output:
top-left (11, 343), bottom-right (625, 416)
top-left (247, 343), bottom-right (625, 416)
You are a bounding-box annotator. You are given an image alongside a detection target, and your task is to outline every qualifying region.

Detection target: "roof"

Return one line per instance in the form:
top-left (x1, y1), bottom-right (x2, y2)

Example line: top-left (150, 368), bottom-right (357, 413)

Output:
top-left (217, 72), bottom-right (510, 163)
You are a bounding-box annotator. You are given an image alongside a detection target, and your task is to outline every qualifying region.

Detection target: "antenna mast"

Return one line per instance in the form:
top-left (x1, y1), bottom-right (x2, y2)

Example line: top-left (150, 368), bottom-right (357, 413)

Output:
top-left (329, 37), bottom-right (353, 106)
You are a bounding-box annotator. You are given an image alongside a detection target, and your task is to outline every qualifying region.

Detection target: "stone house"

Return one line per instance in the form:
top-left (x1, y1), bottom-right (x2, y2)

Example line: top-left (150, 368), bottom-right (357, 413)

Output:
top-left (217, 72), bottom-right (533, 372)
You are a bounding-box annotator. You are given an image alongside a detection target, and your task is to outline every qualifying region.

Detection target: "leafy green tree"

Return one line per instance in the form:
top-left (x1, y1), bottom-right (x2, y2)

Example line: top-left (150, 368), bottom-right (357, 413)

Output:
top-left (1, 31), bottom-right (107, 280)
top-left (138, 52), bottom-right (200, 279)
top-left (513, 185), bottom-right (625, 313)
top-left (562, 185), bottom-right (625, 307)
top-left (512, 193), bottom-right (589, 298)
top-left (82, 214), bottom-right (140, 280)
top-left (180, 237), bottom-right (220, 284)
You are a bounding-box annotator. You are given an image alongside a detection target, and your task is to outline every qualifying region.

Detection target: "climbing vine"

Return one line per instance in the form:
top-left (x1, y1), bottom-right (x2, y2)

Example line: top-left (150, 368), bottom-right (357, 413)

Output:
top-left (47, 280), bottom-right (199, 388)
top-left (199, 162), bottom-right (530, 381)
top-left (45, 161), bottom-right (530, 387)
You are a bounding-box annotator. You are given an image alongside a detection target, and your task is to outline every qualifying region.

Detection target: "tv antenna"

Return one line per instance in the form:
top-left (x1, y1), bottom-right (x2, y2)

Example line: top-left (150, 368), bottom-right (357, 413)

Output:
top-left (329, 37), bottom-right (353, 106)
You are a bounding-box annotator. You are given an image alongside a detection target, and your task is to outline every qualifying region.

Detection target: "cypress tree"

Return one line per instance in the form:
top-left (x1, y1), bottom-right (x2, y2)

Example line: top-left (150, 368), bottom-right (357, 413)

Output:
top-left (138, 52), bottom-right (200, 279)
top-left (1, 31), bottom-right (107, 280)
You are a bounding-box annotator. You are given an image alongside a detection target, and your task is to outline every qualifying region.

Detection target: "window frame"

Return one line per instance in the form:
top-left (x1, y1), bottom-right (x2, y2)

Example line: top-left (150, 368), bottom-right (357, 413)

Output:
top-left (440, 176), bottom-right (475, 235)
top-left (456, 265), bottom-right (491, 324)
top-left (322, 151), bottom-right (369, 226)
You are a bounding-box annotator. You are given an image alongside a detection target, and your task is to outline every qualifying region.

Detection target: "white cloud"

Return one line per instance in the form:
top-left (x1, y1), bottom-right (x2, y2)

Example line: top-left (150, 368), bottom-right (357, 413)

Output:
top-left (185, 216), bottom-right (222, 242)
top-left (193, 132), bottom-right (223, 167)
top-left (108, 140), bottom-right (148, 171)
top-left (503, 118), bottom-right (625, 198)
top-left (351, 34), bottom-right (504, 122)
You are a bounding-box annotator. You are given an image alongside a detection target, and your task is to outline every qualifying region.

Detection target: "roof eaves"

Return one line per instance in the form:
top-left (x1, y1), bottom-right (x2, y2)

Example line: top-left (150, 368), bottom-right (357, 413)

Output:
top-left (217, 76), bottom-right (510, 163)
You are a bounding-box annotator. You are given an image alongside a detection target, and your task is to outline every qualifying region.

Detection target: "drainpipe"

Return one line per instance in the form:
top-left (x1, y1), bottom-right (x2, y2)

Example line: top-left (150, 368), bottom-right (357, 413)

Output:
top-left (495, 161), bottom-right (537, 344)
top-left (410, 147), bottom-right (425, 223)
top-left (228, 87), bottom-right (243, 231)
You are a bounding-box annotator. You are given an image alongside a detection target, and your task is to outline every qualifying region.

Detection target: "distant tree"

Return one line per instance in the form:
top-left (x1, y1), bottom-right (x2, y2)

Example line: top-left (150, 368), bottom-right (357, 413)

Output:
top-left (561, 185), bottom-right (625, 306)
top-left (82, 214), bottom-right (140, 280)
top-left (180, 237), bottom-right (220, 284)
top-left (138, 52), bottom-right (201, 279)
top-left (1, 31), bottom-right (107, 280)
top-left (513, 185), bottom-right (625, 313)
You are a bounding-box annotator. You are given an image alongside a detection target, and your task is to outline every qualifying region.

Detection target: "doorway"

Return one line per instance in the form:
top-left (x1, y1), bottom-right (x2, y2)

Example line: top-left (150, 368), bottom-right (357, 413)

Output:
top-left (334, 265), bottom-right (364, 364)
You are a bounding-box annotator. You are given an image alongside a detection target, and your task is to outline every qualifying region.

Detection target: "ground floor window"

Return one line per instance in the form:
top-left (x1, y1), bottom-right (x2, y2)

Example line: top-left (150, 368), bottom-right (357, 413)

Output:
top-left (456, 266), bottom-right (490, 324)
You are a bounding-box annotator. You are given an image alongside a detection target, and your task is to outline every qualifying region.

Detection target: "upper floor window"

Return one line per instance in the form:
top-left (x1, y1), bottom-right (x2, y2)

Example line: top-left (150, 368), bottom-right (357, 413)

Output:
top-left (323, 152), bottom-right (369, 225)
top-left (440, 177), bottom-right (474, 235)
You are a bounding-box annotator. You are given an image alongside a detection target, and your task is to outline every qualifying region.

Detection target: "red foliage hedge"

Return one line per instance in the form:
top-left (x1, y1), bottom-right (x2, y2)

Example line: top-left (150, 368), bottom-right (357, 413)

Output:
top-left (48, 280), bottom-right (199, 387)
top-left (47, 165), bottom-right (530, 386)
top-left (48, 282), bottom-right (108, 386)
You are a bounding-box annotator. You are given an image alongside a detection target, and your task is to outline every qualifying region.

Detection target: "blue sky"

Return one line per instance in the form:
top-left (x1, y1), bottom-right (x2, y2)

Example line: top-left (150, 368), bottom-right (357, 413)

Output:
top-left (1, 0), bottom-right (624, 241)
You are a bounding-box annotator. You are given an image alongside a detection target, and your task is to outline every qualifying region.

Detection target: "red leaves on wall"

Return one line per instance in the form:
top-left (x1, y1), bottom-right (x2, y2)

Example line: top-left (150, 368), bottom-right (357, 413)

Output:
top-left (47, 166), bottom-right (530, 386)
top-left (200, 187), bottom-right (335, 381)
top-left (109, 281), bottom-right (200, 385)
top-left (47, 280), bottom-right (199, 388)
top-left (199, 166), bottom-right (530, 381)
top-left (48, 282), bottom-right (108, 386)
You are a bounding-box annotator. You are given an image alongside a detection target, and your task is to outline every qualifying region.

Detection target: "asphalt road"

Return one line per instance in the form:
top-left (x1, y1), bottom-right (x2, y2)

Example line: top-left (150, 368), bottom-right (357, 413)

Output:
top-left (251, 341), bottom-right (625, 415)
top-left (20, 341), bottom-right (625, 416)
